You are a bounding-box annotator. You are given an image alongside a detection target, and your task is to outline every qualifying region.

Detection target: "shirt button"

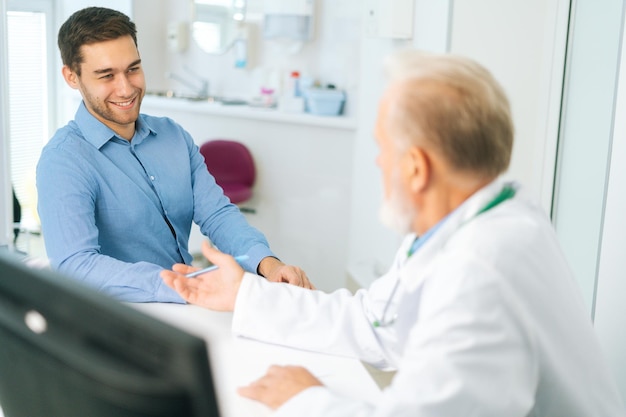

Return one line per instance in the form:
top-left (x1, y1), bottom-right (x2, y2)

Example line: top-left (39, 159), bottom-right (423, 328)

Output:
top-left (150, 175), bottom-right (155, 181)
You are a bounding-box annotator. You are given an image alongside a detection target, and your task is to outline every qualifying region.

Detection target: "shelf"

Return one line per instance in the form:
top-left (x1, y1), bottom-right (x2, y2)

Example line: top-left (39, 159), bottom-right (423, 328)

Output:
top-left (141, 95), bottom-right (357, 130)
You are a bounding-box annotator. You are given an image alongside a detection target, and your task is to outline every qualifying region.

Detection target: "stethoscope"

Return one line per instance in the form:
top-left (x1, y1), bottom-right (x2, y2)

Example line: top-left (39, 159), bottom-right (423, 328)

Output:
top-left (371, 256), bottom-right (404, 328)
top-left (371, 184), bottom-right (517, 328)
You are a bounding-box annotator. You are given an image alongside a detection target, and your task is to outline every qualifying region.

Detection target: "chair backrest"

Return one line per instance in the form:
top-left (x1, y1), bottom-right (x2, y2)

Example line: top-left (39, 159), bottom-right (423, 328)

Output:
top-left (199, 140), bottom-right (256, 204)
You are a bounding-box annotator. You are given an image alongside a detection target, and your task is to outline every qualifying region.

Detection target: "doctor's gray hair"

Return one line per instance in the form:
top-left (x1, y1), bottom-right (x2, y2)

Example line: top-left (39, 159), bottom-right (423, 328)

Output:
top-left (383, 49), bottom-right (514, 179)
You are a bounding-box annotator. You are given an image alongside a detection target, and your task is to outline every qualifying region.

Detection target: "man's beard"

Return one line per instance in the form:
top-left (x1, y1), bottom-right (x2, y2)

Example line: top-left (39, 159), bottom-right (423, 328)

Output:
top-left (379, 186), bottom-right (415, 235)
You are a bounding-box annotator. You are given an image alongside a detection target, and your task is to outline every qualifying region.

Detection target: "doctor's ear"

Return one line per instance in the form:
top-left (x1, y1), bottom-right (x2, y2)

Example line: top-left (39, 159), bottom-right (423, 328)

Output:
top-left (405, 145), bottom-right (430, 192)
top-left (61, 65), bottom-right (80, 89)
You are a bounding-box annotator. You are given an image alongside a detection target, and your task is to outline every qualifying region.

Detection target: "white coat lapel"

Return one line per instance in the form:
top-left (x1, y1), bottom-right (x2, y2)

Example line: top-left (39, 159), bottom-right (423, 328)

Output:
top-left (398, 180), bottom-right (512, 292)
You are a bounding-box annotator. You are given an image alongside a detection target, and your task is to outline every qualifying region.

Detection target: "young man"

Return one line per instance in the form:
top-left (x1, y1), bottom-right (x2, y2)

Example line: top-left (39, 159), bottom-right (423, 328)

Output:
top-left (162, 50), bottom-right (625, 415)
top-left (37, 7), bottom-right (312, 303)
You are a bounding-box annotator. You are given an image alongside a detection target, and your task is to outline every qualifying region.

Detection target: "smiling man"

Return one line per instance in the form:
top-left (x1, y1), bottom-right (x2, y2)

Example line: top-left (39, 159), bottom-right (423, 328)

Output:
top-left (36, 7), bottom-right (313, 303)
top-left (62, 36), bottom-right (143, 140)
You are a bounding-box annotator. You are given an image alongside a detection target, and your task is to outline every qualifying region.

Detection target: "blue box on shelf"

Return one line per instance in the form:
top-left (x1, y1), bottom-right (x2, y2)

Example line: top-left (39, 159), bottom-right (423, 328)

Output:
top-left (304, 88), bottom-right (346, 116)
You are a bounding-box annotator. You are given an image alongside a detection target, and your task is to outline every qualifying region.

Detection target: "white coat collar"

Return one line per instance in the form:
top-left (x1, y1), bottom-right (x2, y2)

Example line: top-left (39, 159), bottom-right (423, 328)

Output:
top-left (398, 179), bottom-right (518, 292)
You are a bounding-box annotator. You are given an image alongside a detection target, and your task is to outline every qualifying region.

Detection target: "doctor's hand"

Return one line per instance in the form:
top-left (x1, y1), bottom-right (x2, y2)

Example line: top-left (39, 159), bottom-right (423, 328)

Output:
top-left (258, 256), bottom-right (315, 289)
top-left (238, 365), bottom-right (323, 410)
top-left (160, 242), bottom-right (243, 311)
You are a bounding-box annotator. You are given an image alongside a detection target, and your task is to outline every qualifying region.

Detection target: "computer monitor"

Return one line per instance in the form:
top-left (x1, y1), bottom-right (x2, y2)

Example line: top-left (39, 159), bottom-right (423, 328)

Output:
top-left (0, 251), bottom-right (220, 417)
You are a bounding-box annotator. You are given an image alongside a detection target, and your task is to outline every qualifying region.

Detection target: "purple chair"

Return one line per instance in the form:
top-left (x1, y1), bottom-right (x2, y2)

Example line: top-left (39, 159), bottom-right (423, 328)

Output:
top-left (199, 140), bottom-right (256, 211)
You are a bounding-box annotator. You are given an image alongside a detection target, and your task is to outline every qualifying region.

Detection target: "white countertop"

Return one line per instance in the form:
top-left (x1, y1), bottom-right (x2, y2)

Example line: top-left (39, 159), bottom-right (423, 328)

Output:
top-left (142, 95), bottom-right (358, 130)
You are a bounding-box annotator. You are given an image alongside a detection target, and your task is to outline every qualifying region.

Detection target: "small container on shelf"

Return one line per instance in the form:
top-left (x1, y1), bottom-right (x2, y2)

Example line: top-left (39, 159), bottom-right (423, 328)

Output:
top-left (304, 87), bottom-right (346, 116)
top-left (248, 87), bottom-right (277, 108)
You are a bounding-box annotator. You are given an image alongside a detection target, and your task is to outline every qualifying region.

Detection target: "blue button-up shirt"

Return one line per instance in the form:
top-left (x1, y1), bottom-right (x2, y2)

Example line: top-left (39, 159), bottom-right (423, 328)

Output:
top-left (36, 102), bottom-right (274, 303)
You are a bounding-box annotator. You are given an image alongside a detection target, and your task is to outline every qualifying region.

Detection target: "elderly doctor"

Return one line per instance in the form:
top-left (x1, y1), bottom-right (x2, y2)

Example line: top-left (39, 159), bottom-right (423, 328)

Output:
top-left (161, 50), bottom-right (625, 416)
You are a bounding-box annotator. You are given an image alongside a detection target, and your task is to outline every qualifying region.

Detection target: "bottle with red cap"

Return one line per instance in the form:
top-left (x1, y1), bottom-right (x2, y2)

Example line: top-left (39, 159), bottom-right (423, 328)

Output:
top-left (289, 71), bottom-right (301, 97)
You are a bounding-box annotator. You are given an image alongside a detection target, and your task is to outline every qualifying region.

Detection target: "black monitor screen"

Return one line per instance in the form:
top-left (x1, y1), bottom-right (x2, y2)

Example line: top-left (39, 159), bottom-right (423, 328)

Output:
top-left (0, 251), bottom-right (220, 417)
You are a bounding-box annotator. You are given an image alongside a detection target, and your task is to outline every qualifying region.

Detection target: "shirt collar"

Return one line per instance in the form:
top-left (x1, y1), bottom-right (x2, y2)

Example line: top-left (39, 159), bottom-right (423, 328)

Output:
top-left (74, 101), bottom-right (157, 148)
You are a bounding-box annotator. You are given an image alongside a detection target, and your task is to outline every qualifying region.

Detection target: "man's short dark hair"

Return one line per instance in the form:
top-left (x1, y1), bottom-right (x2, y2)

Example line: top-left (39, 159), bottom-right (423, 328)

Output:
top-left (58, 7), bottom-right (137, 75)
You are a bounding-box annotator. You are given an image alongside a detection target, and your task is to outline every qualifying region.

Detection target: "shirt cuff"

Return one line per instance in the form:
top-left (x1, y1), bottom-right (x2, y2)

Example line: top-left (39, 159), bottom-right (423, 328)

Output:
top-left (239, 243), bottom-right (276, 274)
top-left (154, 275), bottom-right (186, 303)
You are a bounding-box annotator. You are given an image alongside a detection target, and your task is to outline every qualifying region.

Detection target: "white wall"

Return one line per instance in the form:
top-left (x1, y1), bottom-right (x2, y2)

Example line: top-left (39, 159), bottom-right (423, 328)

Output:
top-left (347, 0), bottom-right (452, 286)
top-left (132, 0), bottom-right (168, 92)
top-left (450, 0), bottom-right (556, 205)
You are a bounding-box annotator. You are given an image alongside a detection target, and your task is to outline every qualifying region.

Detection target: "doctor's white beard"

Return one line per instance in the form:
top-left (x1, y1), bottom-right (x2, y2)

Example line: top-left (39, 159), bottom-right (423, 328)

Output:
top-left (379, 187), bottom-right (416, 235)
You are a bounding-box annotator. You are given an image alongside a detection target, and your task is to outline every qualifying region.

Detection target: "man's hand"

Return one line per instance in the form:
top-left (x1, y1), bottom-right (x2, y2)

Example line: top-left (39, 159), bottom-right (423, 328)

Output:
top-left (238, 365), bottom-right (323, 410)
top-left (258, 257), bottom-right (315, 289)
top-left (160, 242), bottom-right (244, 311)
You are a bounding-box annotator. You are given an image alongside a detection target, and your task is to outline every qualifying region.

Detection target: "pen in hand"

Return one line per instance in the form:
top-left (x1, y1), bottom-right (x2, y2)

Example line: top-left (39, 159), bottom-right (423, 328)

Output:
top-left (185, 255), bottom-right (249, 278)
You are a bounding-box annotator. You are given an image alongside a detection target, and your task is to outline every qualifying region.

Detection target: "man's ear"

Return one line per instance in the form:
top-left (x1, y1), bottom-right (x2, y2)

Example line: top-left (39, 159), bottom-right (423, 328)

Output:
top-left (61, 65), bottom-right (79, 90)
top-left (405, 145), bottom-right (430, 193)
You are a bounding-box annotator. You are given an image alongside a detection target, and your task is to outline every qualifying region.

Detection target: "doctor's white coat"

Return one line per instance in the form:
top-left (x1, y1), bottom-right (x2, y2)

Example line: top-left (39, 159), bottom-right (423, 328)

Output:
top-left (232, 180), bottom-right (625, 416)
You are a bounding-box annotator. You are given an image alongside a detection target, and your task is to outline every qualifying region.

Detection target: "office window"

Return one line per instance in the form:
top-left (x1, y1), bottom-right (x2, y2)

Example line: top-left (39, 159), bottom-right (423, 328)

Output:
top-left (7, 1), bottom-right (53, 232)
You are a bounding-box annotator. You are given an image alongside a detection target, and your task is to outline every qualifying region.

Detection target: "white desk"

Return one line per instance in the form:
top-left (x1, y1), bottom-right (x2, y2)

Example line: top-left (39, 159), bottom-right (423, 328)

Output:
top-left (130, 303), bottom-right (382, 417)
